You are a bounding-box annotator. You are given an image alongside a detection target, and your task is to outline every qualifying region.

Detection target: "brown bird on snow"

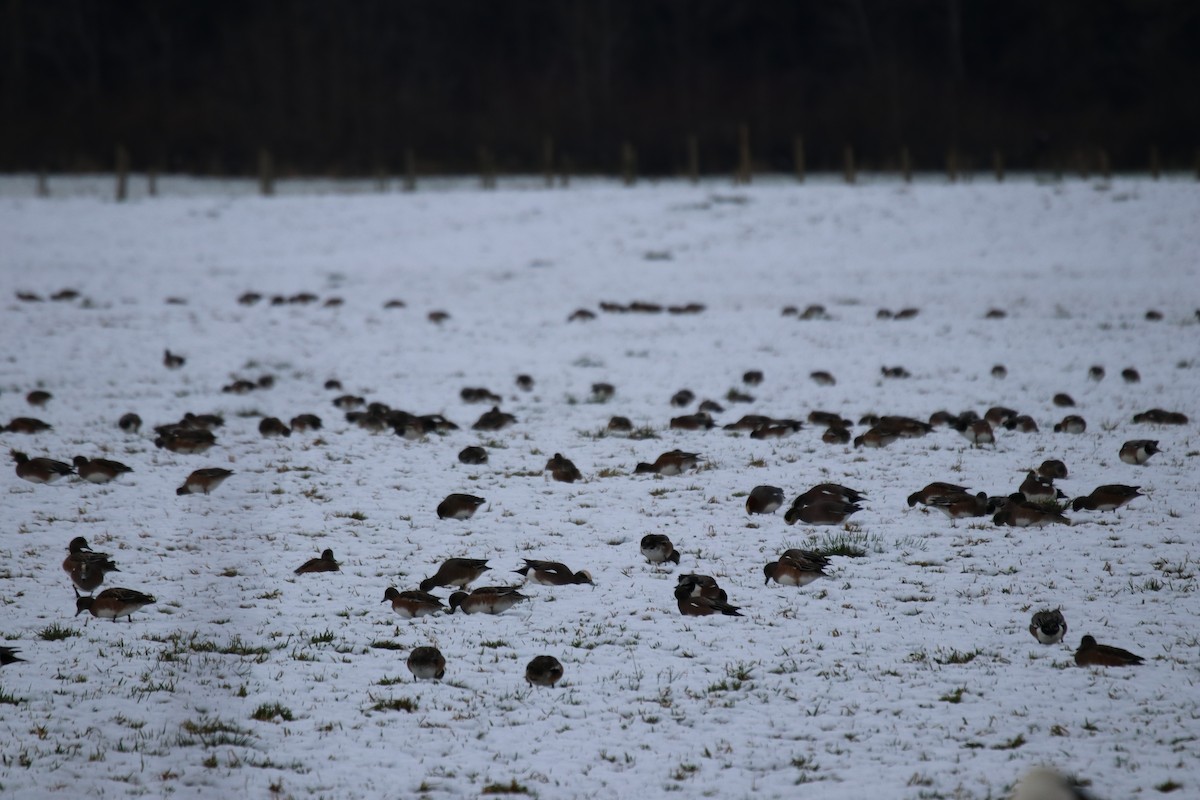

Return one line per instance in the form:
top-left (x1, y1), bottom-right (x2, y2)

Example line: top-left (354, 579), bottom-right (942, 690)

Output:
top-left (176, 467), bottom-right (233, 495)
top-left (294, 548), bottom-right (340, 574)
top-left (1074, 635), bottom-right (1144, 667)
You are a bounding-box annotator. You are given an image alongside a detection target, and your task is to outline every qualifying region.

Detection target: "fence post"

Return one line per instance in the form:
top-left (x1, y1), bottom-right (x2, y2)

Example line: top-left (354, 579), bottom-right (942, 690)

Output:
top-left (735, 123), bottom-right (751, 185)
top-left (258, 148), bottom-right (275, 196)
top-left (560, 155), bottom-right (571, 188)
top-left (1098, 148), bottom-right (1110, 181)
top-left (403, 148), bottom-right (416, 192)
top-left (374, 160), bottom-right (388, 192)
top-left (542, 137), bottom-right (554, 188)
top-left (36, 170), bottom-right (49, 197)
top-left (1149, 146), bottom-right (1161, 180)
top-left (686, 135), bottom-right (699, 184)
top-left (793, 137), bottom-right (805, 183)
top-left (992, 150), bottom-right (1004, 182)
top-left (900, 146), bottom-right (912, 183)
top-left (945, 149), bottom-right (959, 183)
top-left (478, 146), bottom-right (496, 189)
top-left (843, 145), bottom-right (856, 184)
top-left (621, 142), bottom-right (637, 186)
top-left (148, 162), bottom-right (158, 197)
top-left (1194, 148), bottom-right (1199, 181)
top-left (115, 145), bottom-right (130, 202)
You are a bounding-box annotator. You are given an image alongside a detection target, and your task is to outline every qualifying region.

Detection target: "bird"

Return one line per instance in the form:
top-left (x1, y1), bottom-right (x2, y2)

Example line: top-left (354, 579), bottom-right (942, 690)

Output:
top-left (25, 389), bottom-right (52, 407)
top-left (1088, 365), bottom-right (1106, 381)
top-left (633, 450), bottom-right (701, 476)
top-left (62, 536), bottom-right (120, 594)
top-left (822, 426), bottom-right (851, 444)
top-left (11, 450), bottom-right (75, 484)
top-left (525, 655), bottom-right (564, 687)
top-left (515, 374), bottom-right (535, 391)
top-left (853, 426), bottom-right (899, 449)
top-left (436, 493), bottom-right (486, 520)
top-left (289, 413), bottom-right (322, 432)
top-left (545, 453), bottom-right (582, 483)
top-left (1036, 460), bottom-right (1069, 480)
top-left (670, 412), bottom-right (716, 431)
top-left (1019, 471), bottom-right (1066, 504)
top-left (1071, 485), bottom-right (1142, 513)
top-left (928, 491), bottom-right (990, 521)
top-left (163, 349), bottom-right (185, 369)
top-left (606, 416), bottom-right (634, 433)
top-left (0, 645), bottom-right (26, 666)
top-left (764, 550), bottom-right (830, 587)
top-left (381, 588), bottom-right (445, 619)
top-left (154, 428), bottom-right (216, 454)
top-left (515, 559), bottom-right (593, 586)
top-left (1074, 634), bottom-right (1144, 667)
top-left (676, 574), bottom-right (727, 603)
top-left (1053, 415), bottom-right (1087, 434)
top-left (784, 500), bottom-right (861, 526)
top-left (294, 549), bottom-right (340, 574)
top-left (447, 586), bottom-right (529, 615)
top-left (75, 587), bottom-right (156, 623)
top-left (3, 417), bottom-right (53, 434)
top-left (745, 485), bottom-right (785, 515)
top-left (955, 419), bottom-right (995, 447)
top-left (1119, 440), bottom-right (1159, 465)
top-left (471, 405), bottom-right (516, 431)
top-left (118, 412), bottom-right (143, 433)
top-left (994, 503), bottom-right (1071, 527)
top-left (674, 583), bottom-right (742, 616)
top-left (258, 417), bottom-right (292, 438)
top-left (640, 534), bottom-right (680, 566)
top-left (72, 456), bottom-right (133, 484)
top-left (1029, 609), bottom-right (1068, 645)
top-left (1011, 767), bottom-right (1097, 800)
top-left (742, 370), bottom-right (764, 386)
top-left (419, 558), bottom-right (491, 592)
top-left (407, 646), bottom-right (447, 680)
top-left (176, 467), bottom-right (233, 496)
top-left (907, 482), bottom-right (971, 508)
top-left (458, 446), bottom-right (488, 465)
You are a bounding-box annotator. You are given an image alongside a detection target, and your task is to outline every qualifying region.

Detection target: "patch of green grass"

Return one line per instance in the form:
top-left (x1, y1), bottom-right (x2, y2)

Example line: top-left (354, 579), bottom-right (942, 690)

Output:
top-left (481, 779), bottom-right (531, 795)
top-left (0, 687), bottom-right (24, 705)
top-left (38, 623), bottom-right (80, 641)
top-left (309, 629), bottom-right (336, 645)
top-left (629, 426), bottom-right (659, 440)
top-left (1156, 780), bottom-right (1183, 793)
top-left (369, 695), bottom-right (418, 713)
top-left (939, 687), bottom-right (966, 703)
top-left (370, 640), bottom-right (405, 650)
top-left (251, 703), bottom-right (294, 722)
top-left (178, 717), bottom-right (255, 748)
top-left (935, 648), bottom-right (982, 665)
top-left (991, 733), bottom-right (1026, 750)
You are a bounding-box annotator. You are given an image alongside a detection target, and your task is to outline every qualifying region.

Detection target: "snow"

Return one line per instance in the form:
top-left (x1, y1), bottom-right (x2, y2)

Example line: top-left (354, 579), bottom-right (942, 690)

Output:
top-left (1, 175), bottom-right (1198, 799)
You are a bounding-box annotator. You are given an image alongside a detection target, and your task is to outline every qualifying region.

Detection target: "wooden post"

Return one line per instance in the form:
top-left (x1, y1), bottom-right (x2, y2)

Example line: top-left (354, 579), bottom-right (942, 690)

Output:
top-left (373, 160), bottom-right (388, 192)
top-left (900, 147), bottom-right (912, 183)
top-left (1098, 147), bottom-right (1110, 181)
top-left (621, 141), bottom-right (636, 186)
top-left (945, 148), bottom-right (959, 183)
top-left (258, 148), bottom-right (274, 196)
top-left (542, 137), bottom-right (554, 188)
top-left (36, 170), bottom-right (49, 197)
top-left (1077, 149), bottom-right (1090, 180)
top-left (115, 145), bottom-right (130, 202)
top-left (843, 144), bottom-right (856, 185)
top-left (148, 163), bottom-right (158, 197)
top-left (735, 123), bottom-right (751, 185)
top-left (1194, 148), bottom-right (1200, 181)
top-left (478, 146), bottom-right (496, 189)
top-left (403, 148), bottom-right (416, 192)
top-left (793, 137), bottom-right (805, 183)
top-left (686, 135), bottom-right (699, 184)
top-left (1149, 146), bottom-right (1161, 180)
top-left (560, 156), bottom-right (571, 188)
top-left (992, 150), bottom-right (1004, 182)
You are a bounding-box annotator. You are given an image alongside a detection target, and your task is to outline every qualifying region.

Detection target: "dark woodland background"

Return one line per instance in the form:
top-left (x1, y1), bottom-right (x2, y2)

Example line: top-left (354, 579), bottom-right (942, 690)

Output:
top-left (4, 0), bottom-right (1198, 176)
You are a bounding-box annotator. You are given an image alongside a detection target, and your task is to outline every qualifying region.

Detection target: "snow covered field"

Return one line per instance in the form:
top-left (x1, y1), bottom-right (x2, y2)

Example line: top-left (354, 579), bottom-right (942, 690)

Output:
top-left (1, 175), bottom-right (1198, 799)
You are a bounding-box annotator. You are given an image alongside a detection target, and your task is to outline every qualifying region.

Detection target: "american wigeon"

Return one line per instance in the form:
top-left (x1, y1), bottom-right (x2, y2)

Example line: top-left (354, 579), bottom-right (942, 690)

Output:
top-left (545, 453), bottom-right (582, 483)
top-left (1029, 609), bottom-right (1068, 645)
top-left (590, 383), bottom-right (616, 402)
top-left (669, 413), bottom-right (715, 431)
top-left (472, 406), bottom-right (516, 431)
top-left (749, 423), bottom-right (800, 439)
top-left (723, 414), bottom-right (774, 432)
top-left (0, 645), bottom-right (25, 665)
top-left (62, 536), bottom-right (121, 594)
top-left (1019, 471), bottom-right (1066, 504)
top-left (333, 394), bottom-right (365, 410)
top-left (407, 646), bottom-right (446, 680)
top-left (176, 467), bottom-right (233, 496)
top-left (907, 482), bottom-right (970, 508)
top-left (698, 399), bottom-right (725, 414)
top-left (1003, 415), bottom-right (1039, 433)
top-left (163, 349), bottom-right (185, 369)
top-left (809, 370), bottom-right (836, 386)
top-left (447, 586), bottom-right (529, 615)
top-left (461, 387), bottom-right (502, 404)
top-left (525, 655), bottom-right (564, 687)
top-left (726, 388), bottom-right (755, 403)
top-left (784, 500), bottom-right (861, 526)
top-left (957, 419), bottom-right (995, 447)
top-left (154, 428), bottom-right (217, 454)
top-left (674, 583), bottom-right (742, 616)
top-left (822, 426), bottom-right (851, 444)
top-left (382, 588), bottom-right (445, 619)
top-left (1052, 393), bottom-right (1075, 407)
top-left (75, 587), bottom-right (156, 622)
top-left (1132, 408), bottom-right (1187, 425)
top-left (1036, 459), bottom-right (1069, 480)
top-left (1011, 768), bottom-right (1094, 800)
top-left (742, 370), bottom-right (764, 386)
top-left (763, 551), bottom-right (829, 587)
top-left (11, 450), bottom-right (74, 484)
top-left (180, 412), bottom-right (225, 431)
top-left (1122, 368), bottom-right (1141, 384)
top-left (1071, 485), bottom-right (1142, 513)
top-left (676, 574), bottom-right (727, 603)
top-left (72, 456), bottom-right (133, 484)
top-left (853, 426), bottom-right (899, 449)
top-left (745, 485), bottom-right (785, 515)
top-left (1088, 365), bottom-right (1105, 381)
top-left (515, 559), bottom-right (593, 586)
top-left (796, 483), bottom-right (867, 505)
top-left (809, 410), bottom-right (852, 428)
top-left (607, 416), bottom-right (634, 433)
top-left (983, 406), bottom-right (1018, 427)
top-left (118, 412), bottom-right (142, 433)
top-left (670, 389), bottom-right (696, 407)
top-left (25, 390), bottom-right (52, 407)
top-left (290, 413), bottom-right (322, 432)
top-left (993, 503), bottom-right (1071, 527)
top-left (991, 364), bottom-right (1007, 379)
top-left (258, 417), bottom-right (291, 438)
top-left (1053, 415), bottom-right (1087, 434)
top-left (1119, 440), bottom-right (1159, 465)
top-left (436, 493), bottom-right (486, 520)
top-left (634, 450), bottom-right (701, 476)
top-left (4, 416), bottom-right (52, 433)
top-left (458, 446), bottom-right (489, 465)
top-left (640, 534), bottom-right (680, 566)
top-left (1074, 634), bottom-right (1144, 667)
top-left (515, 374), bottom-right (535, 391)
top-left (880, 366), bottom-right (910, 378)
top-left (419, 558), bottom-right (491, 592)
top-left (929, 491), bottom-right (990, 521)
top-left (294, 549), bottom-right (340, 574)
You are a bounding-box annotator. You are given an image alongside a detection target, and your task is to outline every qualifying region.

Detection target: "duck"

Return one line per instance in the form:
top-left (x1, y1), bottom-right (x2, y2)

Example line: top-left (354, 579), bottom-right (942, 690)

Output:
top-left (75, 587), bottom-right (156, 623)
top-left (1036, 459), bottom-right (1069, 480)
top-left (764, 551), bottom-right (829, 587)
top-left (606, 416), bottom-right (634, 433)
top-left (1053, 415), bottom-right (1087, 434)
top-left (176, 467), bottom-right (233, 496)
top-left (447, 586), bottom-right (529, 615)
top-left (289, 413), bottom-right (322, 432)
top-left (784, 500), bottom-right (861, 526)
top-left (1029, 609), bottom-right (1068, 645)
top-left (525, 655), bottom-right (564, 687)
top-left (154, 428), bottom-right (216, 454)
top-left (853, 426), bottom-right (899, 449)
top-left (407, 646), bottom-right (446, 680)
top-left (545, 453), bottom-right (582, 483)
top-left (12, 450), bottom-right (75, 484)
top-left (797, 483), bottom-right (867, 505)
top-left (0, 645), bottom-right (26, 666)
top-left (471, 405), bottom-right (516, 431)
top-left (72, 456), bottom-right (133, 484)
top-left (294, 549), bottom-right (340, 574)
top-left (929, 491), bottom-right (990, 521)
top-left (907, 482), bottom-right (971, 508)
top-left (436, 493), bottom-right (486, 520)
top-left (1119, 440), bottom-right (1159, 465)
top-left (993, 503), bottom-right (1071, 527)
top-left (1019, 471), bottom-right (1066, 504)
top-left (640, 534), bottom-right (680, 566)
top-left (745, 485), bottom-right (785, 515)
top-left (1074, 634), bottom-right (1144, 667)
top-left (381, 588), bottom-right (445, 619)
top-left (669, 413), bottom-right (715, 431)
top-left (25, 390), bottom-right (52, 407)
top-left (258, 417), bottom-right (292, 438)
top-left (163, 349), bottom-right (185, 369)
top-left (674, 583), bottom-right (742, 616)
top-left (3, 417), bottom-right (52, 434)
top-left (419, 558), bottom-right (491, 592)
top-left (634, 450), bottom-right (701, 476)
top-left (515, 559), bottom-right (593, 586)
top-left (118, 412), bottom-right (143, 433)
top-left (1071, 485), bottom-right (1142, 513)
top-left (62, 536), bottom-right (120, 594)
top-left (676, 574), bottom-right (727, 603)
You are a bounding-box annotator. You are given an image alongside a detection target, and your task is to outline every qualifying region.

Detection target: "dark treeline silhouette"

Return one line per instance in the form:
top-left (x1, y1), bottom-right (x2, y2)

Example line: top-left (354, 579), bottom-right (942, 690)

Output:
top-left (3, 0), bottom-right (1197, 176)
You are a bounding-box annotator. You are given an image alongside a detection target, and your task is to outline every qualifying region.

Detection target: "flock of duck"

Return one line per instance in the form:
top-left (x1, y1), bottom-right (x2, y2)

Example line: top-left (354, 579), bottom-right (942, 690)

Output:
top-left (4, 326), bottom-right (1185, 681)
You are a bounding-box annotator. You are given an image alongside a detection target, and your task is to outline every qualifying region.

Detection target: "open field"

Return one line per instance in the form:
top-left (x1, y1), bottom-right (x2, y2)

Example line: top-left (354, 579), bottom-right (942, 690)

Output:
top-left (1, 177), bottom-right (1198, 799)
